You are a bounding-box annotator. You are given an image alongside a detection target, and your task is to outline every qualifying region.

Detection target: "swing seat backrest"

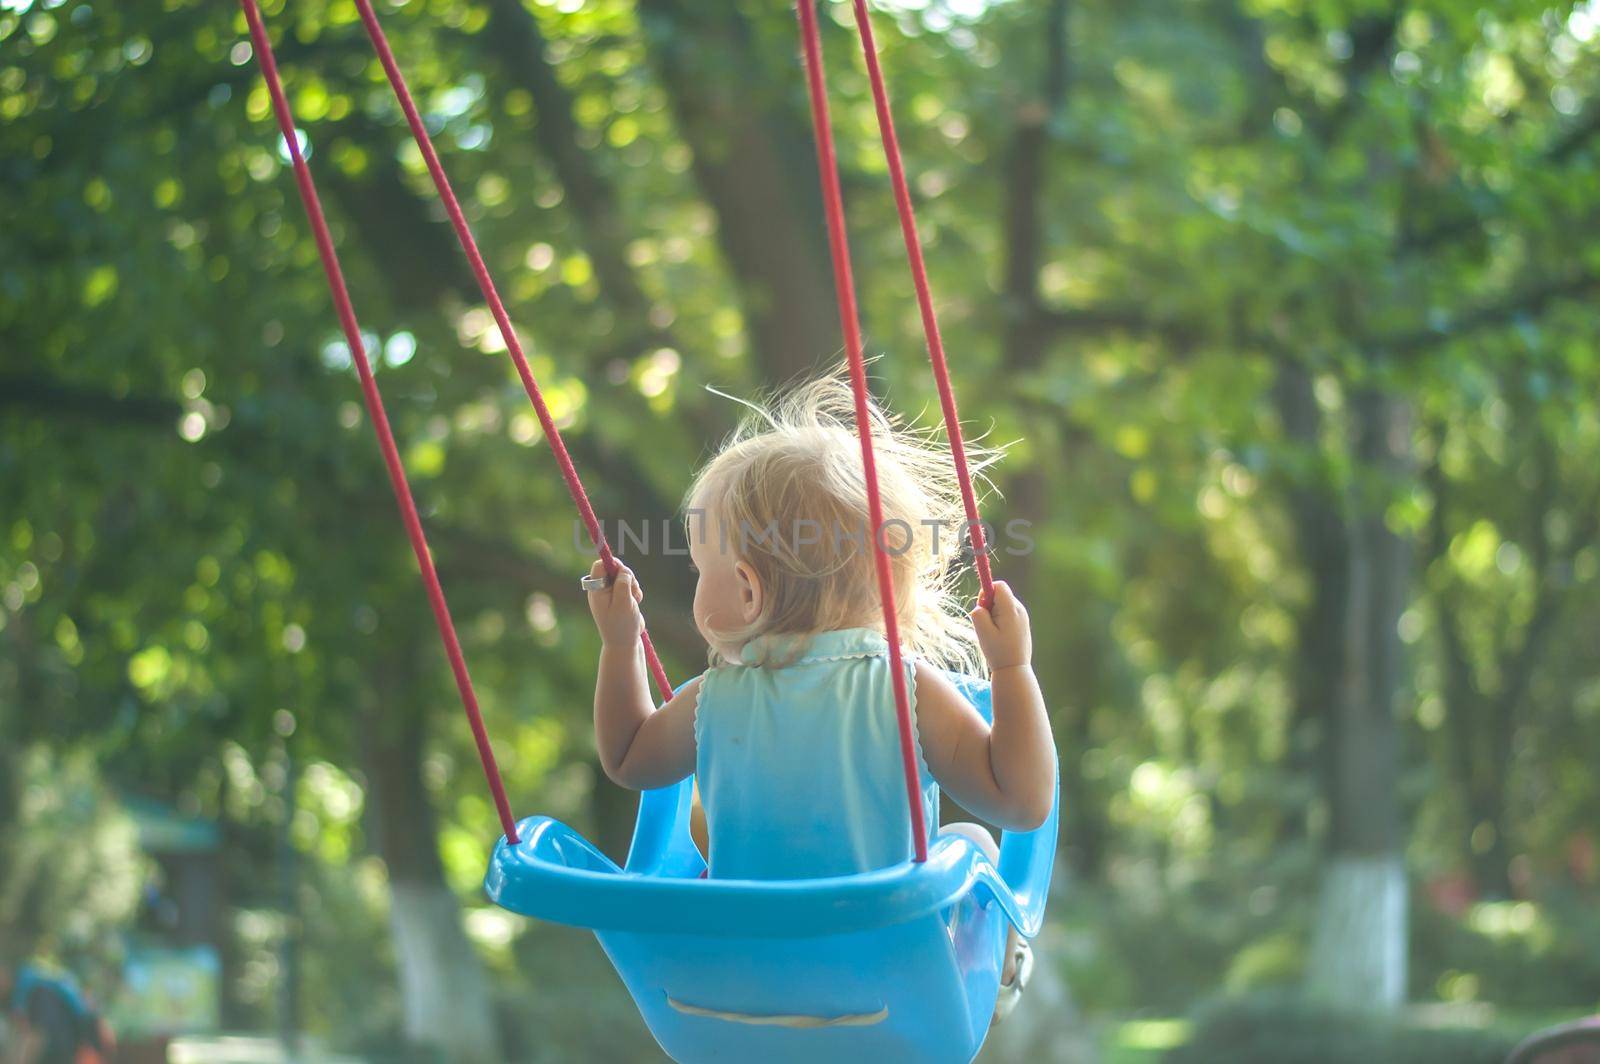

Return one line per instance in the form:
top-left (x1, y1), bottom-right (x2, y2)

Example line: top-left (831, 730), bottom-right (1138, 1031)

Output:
top-left (486, 676), bottom-right (1059, 1064)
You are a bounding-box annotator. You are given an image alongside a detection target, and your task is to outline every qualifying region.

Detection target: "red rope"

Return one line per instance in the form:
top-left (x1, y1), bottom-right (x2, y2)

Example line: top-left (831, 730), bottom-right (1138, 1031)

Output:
top-left (848, 0), bottom-right (993, 609)
top-left (796, 0), bottom-right (928, 862)
top-left (238, 0), bottom-right (520, 843)
top-left (350, 0), bottom-right (674, 706)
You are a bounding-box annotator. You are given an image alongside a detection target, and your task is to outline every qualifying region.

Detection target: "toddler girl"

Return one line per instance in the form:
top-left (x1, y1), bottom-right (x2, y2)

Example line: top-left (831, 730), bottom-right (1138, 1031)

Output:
top-left (585, 375), bottom-right (1054, 1005)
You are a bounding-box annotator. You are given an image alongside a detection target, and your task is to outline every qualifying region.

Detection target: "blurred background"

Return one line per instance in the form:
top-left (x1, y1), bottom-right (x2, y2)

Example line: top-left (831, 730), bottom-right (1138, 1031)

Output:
top-left (2, 0), bottom-right (1599, 1060)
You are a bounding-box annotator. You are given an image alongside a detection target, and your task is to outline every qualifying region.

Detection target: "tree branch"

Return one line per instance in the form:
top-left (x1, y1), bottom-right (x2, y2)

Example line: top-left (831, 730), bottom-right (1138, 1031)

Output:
top-left (1001, 0), bottom-right (1070, 372)
top-left (321, 113), bottom-right (483, 311)
top-left (1548, 104), bottom-right (1600, 163)
top-left (1382, 270), bottom-right (1600, 355)
top-left (1493, 478), bottom-right (1600, 726)
top-left (1311, 14), bottom-right (1400, 144)
top-left (433, 525), bottom-right (703, 666)
top-left (476, 0), bottom-right (676, 357)
top-left (993, 261), bottom-right (1594, 382)
top-left (635, 0), bottom-right (838, 382)
top-left (1422, 444), bottom-right (1483, 794)
top-left (1034, 302), bottom-right (1206, 356)
top-left (1400, 86), bottom-right (1600, 256)
top-left (0, 373), bottom-right (182, 428)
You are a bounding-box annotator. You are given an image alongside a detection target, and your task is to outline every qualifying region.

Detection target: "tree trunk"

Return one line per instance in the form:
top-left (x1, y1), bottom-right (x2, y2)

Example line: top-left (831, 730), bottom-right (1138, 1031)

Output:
top-left (1272, 361), bottom-right (1349, 845)
top-left (215, 757), bottom-right (249, 1029)
top-left (1426, 406), bottom-right (1595, 900)
top-left (0, 609), bottom-right (30, 850)
top-left (636, 0), bottom-right (838, 382)
top-left (386, 882), bottom-right (499, 1063)
top-left (995, 0), bottom-right (1102, 880)
top-left (1052, 600), bottom-right (1108, 880)
top-left (1306, 389), bottom-right (1410, 1009)
top-left (480, 0), bottom-right (671, 356)
top-left (984, 42), bottom-right (1119, 1064)
top-left (322, 113), bottom-right (481, 312)
top-left (362, 691), bottom-right (501, 1063)
top-left (1307, 853), bottom-right (1407, 1005)
top-left (589, 755), bottom-right (640, 865)
top-left (1466, 786), bottom-right (1514, 899)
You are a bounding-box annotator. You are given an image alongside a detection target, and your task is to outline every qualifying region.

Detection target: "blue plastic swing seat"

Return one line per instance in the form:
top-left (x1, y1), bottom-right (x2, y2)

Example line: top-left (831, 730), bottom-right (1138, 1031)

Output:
top-left (485, 675), bottom-right (1059, 1064)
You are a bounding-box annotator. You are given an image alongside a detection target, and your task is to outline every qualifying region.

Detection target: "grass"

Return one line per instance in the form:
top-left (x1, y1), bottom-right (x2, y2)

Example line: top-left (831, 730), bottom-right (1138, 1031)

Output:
top-left (1095, 1005), bottom-right (1597, 1064)
top-left (1101, 1018), bottom-right (1191, 1064)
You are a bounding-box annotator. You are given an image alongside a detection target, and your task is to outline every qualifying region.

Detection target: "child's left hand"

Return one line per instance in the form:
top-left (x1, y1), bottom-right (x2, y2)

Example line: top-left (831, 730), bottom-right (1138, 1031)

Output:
top-left (586, 559), bottom-right (644, 645)
top-left (971, 581), bottom-right (1032, 672)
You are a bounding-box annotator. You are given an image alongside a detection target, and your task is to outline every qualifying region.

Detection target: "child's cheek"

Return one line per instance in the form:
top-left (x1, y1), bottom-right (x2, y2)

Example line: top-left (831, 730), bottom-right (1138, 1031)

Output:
top-left (692, 576), bottom-right (724, 635)
top-left (692, 579), bottom-right (708, 627)
top-left (696, 572), bottom-right (735, 631)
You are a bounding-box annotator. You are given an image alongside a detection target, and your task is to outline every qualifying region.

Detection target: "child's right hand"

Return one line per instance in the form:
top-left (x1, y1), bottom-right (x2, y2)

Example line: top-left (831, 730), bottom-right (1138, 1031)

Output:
top-left (972, 581), bottom-right (1032, 671)
top-left (586, 559), bottom-right (644, 646)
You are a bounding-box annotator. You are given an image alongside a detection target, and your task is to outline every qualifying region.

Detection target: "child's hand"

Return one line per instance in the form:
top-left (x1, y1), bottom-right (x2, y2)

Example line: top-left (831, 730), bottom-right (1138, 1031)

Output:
top-left (972, 581), bottom-right (1032, 671)
top-left (586, 559), bottom-right (644, 646)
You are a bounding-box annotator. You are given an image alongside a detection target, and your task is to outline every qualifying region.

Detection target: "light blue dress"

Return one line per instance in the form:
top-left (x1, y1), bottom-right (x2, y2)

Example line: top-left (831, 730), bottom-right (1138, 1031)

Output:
top-left (694, 627), bottom-right (940, 880)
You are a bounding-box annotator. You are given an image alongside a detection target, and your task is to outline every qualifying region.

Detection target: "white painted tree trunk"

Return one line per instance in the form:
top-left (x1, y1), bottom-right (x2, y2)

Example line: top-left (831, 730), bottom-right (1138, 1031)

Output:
top-left (1307, 851), bottom-right (1408, 1009)
top-left (388, 881), bottom-right (501, 1064)
top-left (1303, 392), bottom-right (1412, 1012)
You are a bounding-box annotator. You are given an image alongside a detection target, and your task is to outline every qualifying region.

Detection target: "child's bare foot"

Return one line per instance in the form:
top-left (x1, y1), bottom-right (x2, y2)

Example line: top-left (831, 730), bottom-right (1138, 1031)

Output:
top-left (993, 937), bottom-right (1033, 1023)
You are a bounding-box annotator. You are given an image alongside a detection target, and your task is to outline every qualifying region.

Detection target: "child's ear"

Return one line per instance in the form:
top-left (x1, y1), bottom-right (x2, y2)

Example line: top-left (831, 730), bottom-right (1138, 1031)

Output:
top-left (734, 561), bottom-right (763, 623)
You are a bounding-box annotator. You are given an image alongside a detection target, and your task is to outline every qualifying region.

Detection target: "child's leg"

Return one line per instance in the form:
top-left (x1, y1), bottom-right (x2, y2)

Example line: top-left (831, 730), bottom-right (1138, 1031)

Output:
top-left (938, 823), bottom-right (1026, 991)
top-left (940, 821), bottom-right (1000, 865)
top-left (940, 822), bottom-right (1032, 1022)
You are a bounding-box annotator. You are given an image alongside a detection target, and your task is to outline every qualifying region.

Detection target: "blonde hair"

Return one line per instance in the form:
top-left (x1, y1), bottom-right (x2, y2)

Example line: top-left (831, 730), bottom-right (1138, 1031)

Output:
top-left (686, 371), bottom-right (996, 671)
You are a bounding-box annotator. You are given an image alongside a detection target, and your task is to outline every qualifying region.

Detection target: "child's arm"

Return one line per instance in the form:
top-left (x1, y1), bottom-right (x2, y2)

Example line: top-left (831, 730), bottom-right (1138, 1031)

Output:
top-left (587, 560), bottom-right (700, 790)
top-left (914, 581), bottom-right (1055, 831)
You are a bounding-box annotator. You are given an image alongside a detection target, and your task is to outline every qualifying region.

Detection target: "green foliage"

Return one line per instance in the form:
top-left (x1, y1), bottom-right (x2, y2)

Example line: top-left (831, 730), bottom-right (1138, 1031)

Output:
top-left (1411, 891), bottom-right (1600, 1010)
top-left (492, 925), bottom-right (660, 1063)
top-left (1166, 994), bottom-right (1521, 1064)
top-left (0, 748), bottom-right (146, 978)
top-left (2, 0), bottom-right (1599, 1050)
top-left (1057, 845), bottom-right (1316, 1013)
